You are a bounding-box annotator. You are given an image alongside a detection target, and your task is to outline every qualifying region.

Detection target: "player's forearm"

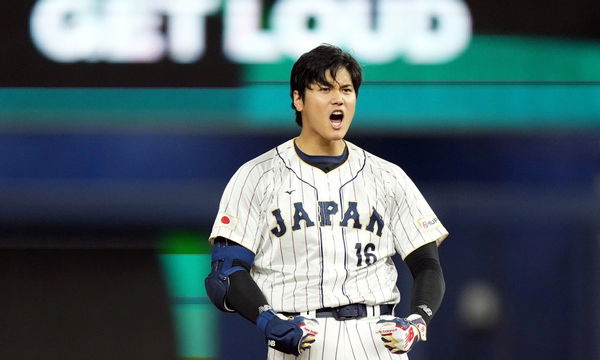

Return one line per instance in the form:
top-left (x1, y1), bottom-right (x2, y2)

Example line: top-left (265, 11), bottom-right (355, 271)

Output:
top-left (405, 242), bottom-right (445, 325)
top-left (410, 260), bottom-right (445, 324)
top-left (227, 269), bottom-right (270, 323)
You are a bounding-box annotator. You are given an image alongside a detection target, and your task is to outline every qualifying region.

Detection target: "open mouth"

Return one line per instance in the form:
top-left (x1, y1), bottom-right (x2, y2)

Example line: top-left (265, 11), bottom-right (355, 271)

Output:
top-left (330, 111), bottom-right (344, 129)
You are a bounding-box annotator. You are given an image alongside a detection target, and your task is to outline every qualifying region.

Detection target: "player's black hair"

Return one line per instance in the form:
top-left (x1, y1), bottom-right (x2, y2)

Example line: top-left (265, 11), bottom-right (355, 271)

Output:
top-left (290, 44), bottom-right (362, 127)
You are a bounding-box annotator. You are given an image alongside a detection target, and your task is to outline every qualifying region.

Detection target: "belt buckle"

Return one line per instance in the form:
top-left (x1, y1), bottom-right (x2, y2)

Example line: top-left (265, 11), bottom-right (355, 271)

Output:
top-left (332, 304), bottom-right (366, 320)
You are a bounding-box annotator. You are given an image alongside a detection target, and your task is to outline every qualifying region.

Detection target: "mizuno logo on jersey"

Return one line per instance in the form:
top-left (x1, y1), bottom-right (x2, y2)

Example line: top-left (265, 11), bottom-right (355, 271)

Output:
top-left (270, 201), bottom-right (384, 237)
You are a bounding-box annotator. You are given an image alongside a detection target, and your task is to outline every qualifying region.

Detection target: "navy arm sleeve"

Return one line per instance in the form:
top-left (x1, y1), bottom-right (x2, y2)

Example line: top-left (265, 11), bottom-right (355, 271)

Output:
top-left (404, 242), bottom-right (446, 325)
top-left (214, 237), bottom-right (269, 324)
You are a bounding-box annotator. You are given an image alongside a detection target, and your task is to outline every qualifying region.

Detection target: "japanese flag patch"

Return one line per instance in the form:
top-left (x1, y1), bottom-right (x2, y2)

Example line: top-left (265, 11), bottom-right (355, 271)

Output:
top-left (215, 212), bottom-right (238, 232)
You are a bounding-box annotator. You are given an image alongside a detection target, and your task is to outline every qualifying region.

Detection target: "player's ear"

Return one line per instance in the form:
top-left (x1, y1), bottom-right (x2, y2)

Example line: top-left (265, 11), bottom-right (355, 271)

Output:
top-left (293, 90), bottom-right (304, 112)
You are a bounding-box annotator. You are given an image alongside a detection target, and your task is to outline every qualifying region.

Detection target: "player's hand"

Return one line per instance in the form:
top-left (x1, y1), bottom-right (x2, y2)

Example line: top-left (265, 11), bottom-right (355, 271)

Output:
top-left (376, 314), bottom-right (427, 354)
top-left (257, 309), bottom-right (319, 355)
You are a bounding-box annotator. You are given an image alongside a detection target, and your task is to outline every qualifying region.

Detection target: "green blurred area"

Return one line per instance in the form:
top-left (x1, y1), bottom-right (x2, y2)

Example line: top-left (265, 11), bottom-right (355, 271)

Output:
top-left (160, 231), bottom-right (212, 255)
top-left (160, 232), bottom-right (216, 359)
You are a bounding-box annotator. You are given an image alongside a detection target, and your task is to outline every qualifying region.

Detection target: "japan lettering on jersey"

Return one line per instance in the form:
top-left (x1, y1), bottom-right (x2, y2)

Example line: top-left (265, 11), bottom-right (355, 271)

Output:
top-left (210, 139), bottom-right (448, 313)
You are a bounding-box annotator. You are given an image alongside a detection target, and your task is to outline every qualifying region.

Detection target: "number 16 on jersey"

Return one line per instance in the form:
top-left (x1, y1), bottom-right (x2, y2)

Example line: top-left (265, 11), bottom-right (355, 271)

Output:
top-left (355, 242), bottom-right (377, 266)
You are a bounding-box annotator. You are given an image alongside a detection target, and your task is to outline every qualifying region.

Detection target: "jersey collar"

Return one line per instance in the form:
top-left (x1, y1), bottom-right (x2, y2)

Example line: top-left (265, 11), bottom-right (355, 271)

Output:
top-left (275, 139), bottom-right (366, 186)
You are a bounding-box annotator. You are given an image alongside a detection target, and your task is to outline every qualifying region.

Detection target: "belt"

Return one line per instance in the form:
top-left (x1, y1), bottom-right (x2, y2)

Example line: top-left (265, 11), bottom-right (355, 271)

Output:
top-left (281, 304), bottom-right (394, 321)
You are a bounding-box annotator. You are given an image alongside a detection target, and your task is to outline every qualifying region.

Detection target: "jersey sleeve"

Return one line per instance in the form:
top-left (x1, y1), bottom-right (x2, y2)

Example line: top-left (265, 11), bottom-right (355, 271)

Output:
top-left (209, 159), bottom-right (272, 254)
top-left (389, 167), bottom-right (448, 260)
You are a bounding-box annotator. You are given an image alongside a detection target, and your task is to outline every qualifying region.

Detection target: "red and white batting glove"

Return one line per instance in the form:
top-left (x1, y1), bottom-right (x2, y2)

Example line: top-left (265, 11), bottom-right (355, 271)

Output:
top-left (376, 314), bottom-right (427, 354)
top-left (292, 316), bottom-right (320, 354)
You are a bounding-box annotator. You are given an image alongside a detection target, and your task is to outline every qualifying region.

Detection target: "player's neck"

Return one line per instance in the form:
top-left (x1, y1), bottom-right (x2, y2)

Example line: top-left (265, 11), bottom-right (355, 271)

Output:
top-left (294, 136), bottom-right (346, 156)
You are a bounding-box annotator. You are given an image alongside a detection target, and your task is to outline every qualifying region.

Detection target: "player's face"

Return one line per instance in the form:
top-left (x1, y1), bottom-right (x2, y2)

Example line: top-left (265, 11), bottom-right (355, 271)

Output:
top-left (294, 67), bottom-right (356, 153)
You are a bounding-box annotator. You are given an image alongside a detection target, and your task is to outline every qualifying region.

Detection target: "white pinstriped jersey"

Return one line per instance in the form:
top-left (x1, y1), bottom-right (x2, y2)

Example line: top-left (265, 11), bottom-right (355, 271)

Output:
top-left (210, 139), bottom-right (448, 313)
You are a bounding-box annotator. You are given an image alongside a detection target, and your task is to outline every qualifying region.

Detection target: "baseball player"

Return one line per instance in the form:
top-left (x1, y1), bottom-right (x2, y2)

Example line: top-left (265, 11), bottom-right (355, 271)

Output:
top-left (205, 44), bottom-right (448, 359)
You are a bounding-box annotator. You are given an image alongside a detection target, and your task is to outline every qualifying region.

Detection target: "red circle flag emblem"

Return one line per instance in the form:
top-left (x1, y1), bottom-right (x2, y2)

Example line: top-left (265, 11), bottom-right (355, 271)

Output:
top-left (221, 216), bottom-right (230, 224)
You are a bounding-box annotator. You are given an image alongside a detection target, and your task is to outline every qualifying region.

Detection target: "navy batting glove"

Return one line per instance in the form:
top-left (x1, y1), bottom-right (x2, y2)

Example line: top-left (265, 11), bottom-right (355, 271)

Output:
top-left (256, 309), bottom-right (319, 355)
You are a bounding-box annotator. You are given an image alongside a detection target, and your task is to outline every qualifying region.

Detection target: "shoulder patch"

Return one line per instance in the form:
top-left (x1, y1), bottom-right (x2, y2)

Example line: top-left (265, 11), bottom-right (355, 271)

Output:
top-left (415, 214), bottom-right (441, 233)
top-left (215, 212), bottom-right (238, 232)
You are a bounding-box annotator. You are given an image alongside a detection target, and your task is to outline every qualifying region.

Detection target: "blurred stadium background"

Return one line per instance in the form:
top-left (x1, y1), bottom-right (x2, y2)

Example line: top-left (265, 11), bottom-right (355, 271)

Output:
top-left (0, 0), bottom-right (599, 359)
